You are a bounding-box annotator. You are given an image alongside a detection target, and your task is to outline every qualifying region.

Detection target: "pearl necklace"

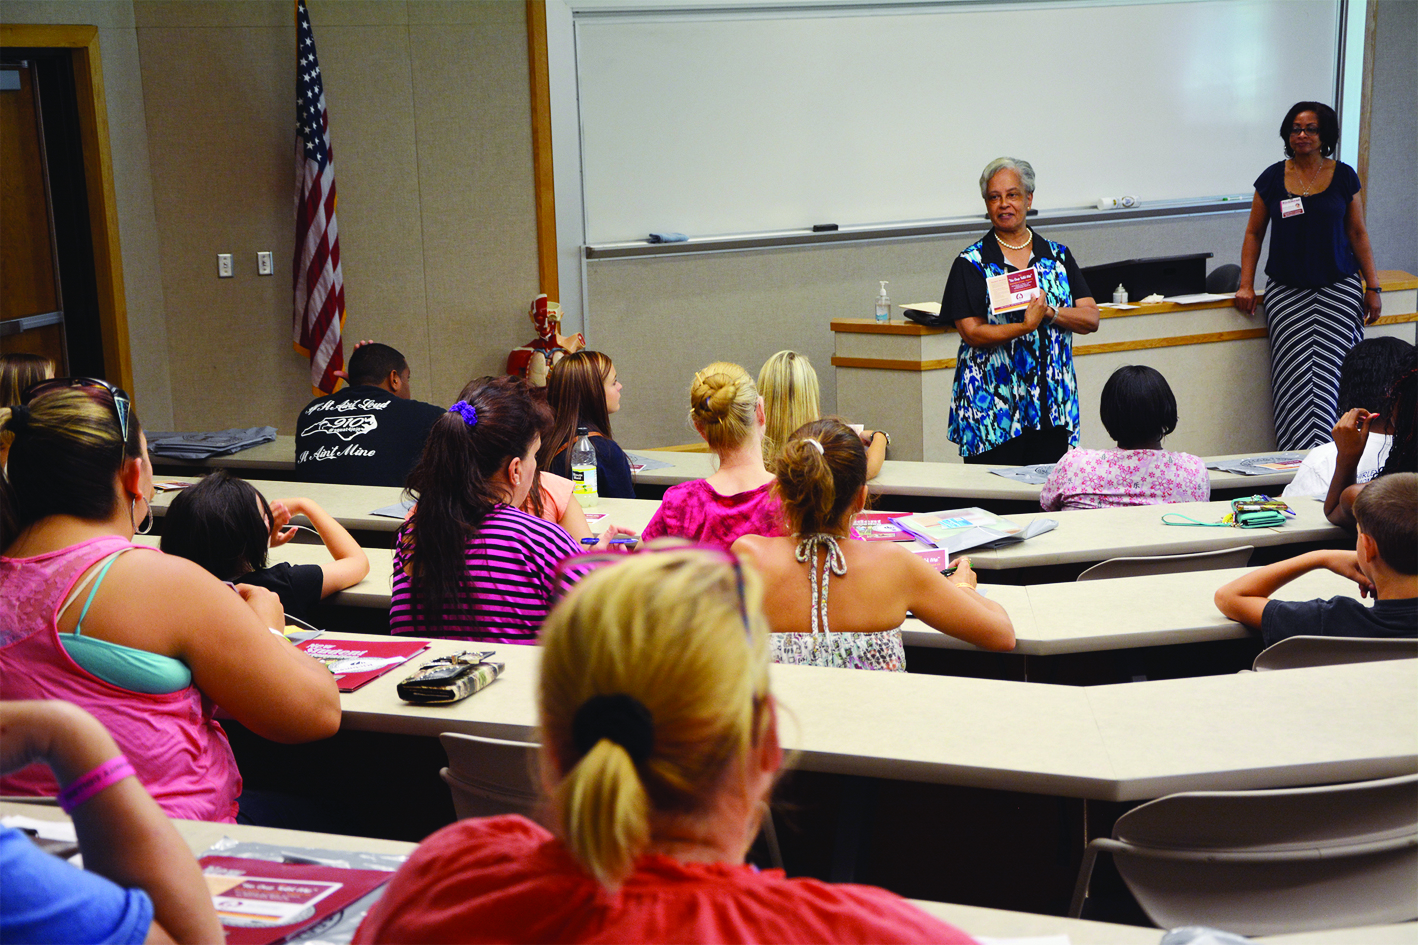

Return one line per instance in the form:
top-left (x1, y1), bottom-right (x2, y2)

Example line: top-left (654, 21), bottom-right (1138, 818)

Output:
top-left (995, 227), bottom-right (1033, 251)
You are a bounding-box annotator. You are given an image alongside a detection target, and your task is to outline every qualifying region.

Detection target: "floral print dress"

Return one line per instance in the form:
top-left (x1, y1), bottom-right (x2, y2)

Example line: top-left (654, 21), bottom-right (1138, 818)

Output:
top-left (945, 233), bottom-right (1086, 458)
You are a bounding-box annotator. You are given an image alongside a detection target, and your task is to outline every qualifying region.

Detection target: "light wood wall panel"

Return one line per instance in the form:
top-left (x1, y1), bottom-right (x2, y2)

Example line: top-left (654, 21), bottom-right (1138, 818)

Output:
top-left (131, 0), bottom-right (539, 432)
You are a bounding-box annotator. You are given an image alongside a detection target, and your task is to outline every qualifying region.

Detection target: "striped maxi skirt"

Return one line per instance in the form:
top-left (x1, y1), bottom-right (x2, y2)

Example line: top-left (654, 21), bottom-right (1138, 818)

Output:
top-left (1264, 274), bottom-right (1365, 452)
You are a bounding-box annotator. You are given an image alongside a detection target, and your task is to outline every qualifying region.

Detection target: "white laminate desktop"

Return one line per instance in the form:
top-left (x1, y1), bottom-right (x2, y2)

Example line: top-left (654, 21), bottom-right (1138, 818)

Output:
top-left (329, 634), bottom-right (1418, 804)
top-left (148, 477), bottom-right (659, 537)
top-left (904, 566), bottom-right (1360, 654)
top-left (965, 497), bottom-right (1339, 571)
top-left (135, 534), bottom-right (1357, 656)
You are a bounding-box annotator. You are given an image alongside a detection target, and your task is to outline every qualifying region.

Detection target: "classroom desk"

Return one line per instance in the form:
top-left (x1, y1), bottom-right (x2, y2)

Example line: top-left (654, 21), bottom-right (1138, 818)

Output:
top-left (149, 538), bottom-right (1348, 659)
top-left (150, 438), bottom-right (1298, 508)
top-left (147, 476), bottom-right (661, 541)
top-left (149, 435), bottom-right (298, 474)
top-left (5, 801), bottom-right (1412, 944)
top-left (903, 566), bottom-right (1358, 654)
top-left (328, 633), bottom-right (1416, 804)
top-left (630, 449), bottom-right (1301, 505)
top-left (963, 497), bottom-right (1341, 580)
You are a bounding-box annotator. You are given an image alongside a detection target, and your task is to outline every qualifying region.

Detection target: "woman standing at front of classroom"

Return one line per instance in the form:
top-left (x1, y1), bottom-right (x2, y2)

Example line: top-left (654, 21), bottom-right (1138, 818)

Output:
top-left (939, 158), bottom-right (1100, 465)
top-left (1234, 102), bottom-right (1382, 452)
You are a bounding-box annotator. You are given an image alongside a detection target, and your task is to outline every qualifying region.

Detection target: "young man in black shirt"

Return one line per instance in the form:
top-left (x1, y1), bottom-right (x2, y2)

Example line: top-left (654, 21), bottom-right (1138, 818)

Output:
top-left (295, 343), bottom-right (445, 486)
top-left (1215, 472), bottom-right (1417, 645)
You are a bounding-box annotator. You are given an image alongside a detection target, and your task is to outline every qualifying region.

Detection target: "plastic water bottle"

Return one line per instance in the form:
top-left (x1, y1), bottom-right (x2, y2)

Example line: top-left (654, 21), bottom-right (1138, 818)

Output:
top-left (570, 425), bottom-right (598, 507)
top-left (875, 281), bottom-right (891, 323)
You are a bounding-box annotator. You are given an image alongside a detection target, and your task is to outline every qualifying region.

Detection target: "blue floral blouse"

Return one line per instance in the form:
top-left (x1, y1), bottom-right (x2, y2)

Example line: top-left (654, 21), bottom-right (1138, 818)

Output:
top-left (938, 231), bottom-right (1092, 458)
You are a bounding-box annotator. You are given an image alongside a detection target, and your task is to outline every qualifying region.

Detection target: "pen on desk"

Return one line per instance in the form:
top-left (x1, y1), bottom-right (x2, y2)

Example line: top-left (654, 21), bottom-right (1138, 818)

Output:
top-left (581, 536), bottom-right (639, 545)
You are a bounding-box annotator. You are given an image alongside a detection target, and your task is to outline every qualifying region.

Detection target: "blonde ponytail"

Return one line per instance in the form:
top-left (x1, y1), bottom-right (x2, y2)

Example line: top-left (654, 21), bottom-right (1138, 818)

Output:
top-left (555, 739), bottom-right (650, 887)
top-left (689, 362), bottom-right (758, 453)
top-left (757, 351), bottom-right (820, 468)
top-left (538, 549), bottom-right (771, 889)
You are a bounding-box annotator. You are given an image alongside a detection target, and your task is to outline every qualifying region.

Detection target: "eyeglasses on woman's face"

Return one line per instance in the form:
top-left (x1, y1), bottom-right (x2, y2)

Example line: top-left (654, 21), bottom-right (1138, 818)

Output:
top-left (1289, 125), bottom-right (1321, 137)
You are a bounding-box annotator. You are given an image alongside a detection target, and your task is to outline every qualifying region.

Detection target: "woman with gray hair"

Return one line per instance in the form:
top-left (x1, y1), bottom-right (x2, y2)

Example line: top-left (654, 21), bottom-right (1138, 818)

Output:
top-left (933, 157), bottom-right (1099, 464)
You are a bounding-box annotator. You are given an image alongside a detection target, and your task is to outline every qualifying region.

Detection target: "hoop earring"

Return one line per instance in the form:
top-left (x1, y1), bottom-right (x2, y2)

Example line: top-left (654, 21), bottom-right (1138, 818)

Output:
top-left (131, 495), bottom-right (154, 535)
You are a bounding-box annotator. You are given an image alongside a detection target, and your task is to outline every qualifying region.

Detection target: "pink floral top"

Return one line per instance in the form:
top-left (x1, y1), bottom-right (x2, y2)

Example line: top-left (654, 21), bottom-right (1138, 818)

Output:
top-left (1040, 448), bottom-right (1210, 511)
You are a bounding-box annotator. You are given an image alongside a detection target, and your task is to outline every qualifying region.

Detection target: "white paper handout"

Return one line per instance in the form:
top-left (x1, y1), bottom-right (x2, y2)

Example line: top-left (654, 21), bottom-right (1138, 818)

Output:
top-left (986, 267), bottom-right (1042, 314)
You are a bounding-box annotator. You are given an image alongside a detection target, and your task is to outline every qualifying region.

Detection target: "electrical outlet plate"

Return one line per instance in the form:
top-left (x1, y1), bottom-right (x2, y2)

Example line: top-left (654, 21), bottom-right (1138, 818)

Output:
top-left (217, 254), bottom-right (233, 278)
top-left (257, 251), bottom-right (273, 276)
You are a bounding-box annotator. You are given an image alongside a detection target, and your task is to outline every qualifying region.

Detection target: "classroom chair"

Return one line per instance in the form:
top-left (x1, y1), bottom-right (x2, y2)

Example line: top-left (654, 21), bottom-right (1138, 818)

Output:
top-left (437, 731), bottom-right (784, 869)
top-left (439, 732), bottom-right (542, 821)
top-left (1076, 545), bottom-right (1254, 581)
top-left (1205, 263), bottom-right (1243, 293)
top-left (1069, 774), bottom-right (1418, 935)
top-left (1252, 635), bottom-right (1418, 672)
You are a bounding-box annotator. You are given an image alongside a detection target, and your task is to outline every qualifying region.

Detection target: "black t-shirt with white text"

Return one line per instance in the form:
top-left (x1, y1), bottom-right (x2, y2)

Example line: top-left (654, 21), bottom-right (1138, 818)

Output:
top-left (295, 385), bottom-right (445, 487)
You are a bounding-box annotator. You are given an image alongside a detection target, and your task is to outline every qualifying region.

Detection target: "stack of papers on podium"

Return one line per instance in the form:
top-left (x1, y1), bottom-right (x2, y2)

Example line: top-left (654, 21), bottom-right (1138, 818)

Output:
top-left (897, 507), bottom-right (1057, 555)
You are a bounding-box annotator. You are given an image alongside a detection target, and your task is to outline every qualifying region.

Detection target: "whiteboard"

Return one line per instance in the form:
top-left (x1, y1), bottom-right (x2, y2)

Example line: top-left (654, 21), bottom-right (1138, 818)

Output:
top-left (574, 0), bottom-right (1341, 244)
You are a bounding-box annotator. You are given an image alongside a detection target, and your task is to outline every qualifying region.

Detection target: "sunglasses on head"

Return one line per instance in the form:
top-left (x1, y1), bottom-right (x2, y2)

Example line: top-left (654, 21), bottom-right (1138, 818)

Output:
top-left (553, 543), bottom-right (754, 637)
top-left (22, 376), bottom-right (133, 446)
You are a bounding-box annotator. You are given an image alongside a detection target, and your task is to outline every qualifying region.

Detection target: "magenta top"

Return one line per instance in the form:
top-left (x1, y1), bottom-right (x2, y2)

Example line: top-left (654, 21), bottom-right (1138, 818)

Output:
top-left (0, 535), bottom-right (241, 822)
top-left (641, 479), bottom-right (786, 551)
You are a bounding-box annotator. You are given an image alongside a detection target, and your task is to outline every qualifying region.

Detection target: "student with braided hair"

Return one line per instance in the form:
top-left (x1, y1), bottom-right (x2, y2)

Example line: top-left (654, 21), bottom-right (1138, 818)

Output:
top-left (357, 549), bottom-right (978, 944)
top-left (734, 418), bottom-right (1014, 671)
top-left (640, 362), bottom-right (785, 550)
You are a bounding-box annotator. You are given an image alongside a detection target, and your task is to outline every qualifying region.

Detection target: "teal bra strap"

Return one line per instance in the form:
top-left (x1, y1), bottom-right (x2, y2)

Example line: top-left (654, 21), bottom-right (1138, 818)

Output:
top-left (74, 550), bottom-right (127, 636)
top-left (1161, 513), bottom-right (1232, 528)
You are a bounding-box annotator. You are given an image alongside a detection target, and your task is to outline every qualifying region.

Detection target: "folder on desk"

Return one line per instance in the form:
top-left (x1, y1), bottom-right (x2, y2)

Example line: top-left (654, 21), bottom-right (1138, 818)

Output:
top-left (202, 855), bottom-right (390, 945)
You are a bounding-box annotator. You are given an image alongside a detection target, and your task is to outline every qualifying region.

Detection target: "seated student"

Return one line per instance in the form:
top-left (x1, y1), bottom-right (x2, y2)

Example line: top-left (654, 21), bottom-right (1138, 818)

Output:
top-left (521, 469), bottom-right (592, 542)
top-left (1326, 354), bottom-right (1417, 529)
top-left (1215, 472), bottom-right (1417, 646)
top-left (355, 550), bottom-right (978, 944)
top-left (734, 419), bottom-right (1014, 671)
top-left (641, 362), bottom-right (785, 550)
top-left (539, 351), bottom-right (635, 499)
top-left (1, 382), bottom-right (340, 822)
top-left (1285, 337), bottom-right (1413, 500)
top-left (0, 699), bottom-right (222, 945)
top-left (390, 376), bottom-right (630, 644)
top-left (295, 342), bottom-right (445, 486)
top-left (1040, 365), bottom-right (1208, 511)
top-left (159, 470), bottom-right (369, 624)
top-left (758, 350), bottom-right (887, 479)
top-left (0, 353), bottom-right (54, 468)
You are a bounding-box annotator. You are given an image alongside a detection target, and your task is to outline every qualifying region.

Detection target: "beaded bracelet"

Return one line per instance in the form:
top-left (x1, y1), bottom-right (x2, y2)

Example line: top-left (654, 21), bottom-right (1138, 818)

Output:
top-left (57, 756), bottom-right (136, 814)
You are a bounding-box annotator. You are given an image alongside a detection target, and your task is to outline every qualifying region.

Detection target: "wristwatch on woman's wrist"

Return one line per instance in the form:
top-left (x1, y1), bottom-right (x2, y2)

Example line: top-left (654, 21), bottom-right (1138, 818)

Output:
top-left (1366, 286), bottom-right (1382, 294)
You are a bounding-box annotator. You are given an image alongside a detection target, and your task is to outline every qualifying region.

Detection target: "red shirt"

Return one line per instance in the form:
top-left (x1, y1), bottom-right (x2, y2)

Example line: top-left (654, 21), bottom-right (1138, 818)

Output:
top-left (355, 815), bottom-right (978, 944)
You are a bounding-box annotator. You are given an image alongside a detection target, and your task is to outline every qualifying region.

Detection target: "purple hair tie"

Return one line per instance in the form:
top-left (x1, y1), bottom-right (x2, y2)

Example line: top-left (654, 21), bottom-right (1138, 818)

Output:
top-left (449, 400), bottom-right (478, 427)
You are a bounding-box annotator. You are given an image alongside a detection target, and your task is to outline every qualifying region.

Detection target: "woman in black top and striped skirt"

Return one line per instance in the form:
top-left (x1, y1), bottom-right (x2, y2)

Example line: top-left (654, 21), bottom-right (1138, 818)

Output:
top-left (1234, 101), bottom-right (1382, 452)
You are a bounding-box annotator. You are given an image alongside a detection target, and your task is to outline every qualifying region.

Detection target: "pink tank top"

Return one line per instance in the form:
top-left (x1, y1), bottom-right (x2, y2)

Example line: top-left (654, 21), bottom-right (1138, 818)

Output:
top-left (0, 535), bottom-right (241, 822)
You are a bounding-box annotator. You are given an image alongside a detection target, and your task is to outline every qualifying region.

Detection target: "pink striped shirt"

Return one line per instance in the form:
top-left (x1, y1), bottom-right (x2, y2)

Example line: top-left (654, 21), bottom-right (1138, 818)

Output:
top-left (390, 505), bottom-right (581, 644)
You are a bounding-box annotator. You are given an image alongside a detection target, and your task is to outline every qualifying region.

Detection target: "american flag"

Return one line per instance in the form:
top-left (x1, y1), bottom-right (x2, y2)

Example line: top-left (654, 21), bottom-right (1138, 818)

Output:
top-left (292, 0), bottom-right (345, 394)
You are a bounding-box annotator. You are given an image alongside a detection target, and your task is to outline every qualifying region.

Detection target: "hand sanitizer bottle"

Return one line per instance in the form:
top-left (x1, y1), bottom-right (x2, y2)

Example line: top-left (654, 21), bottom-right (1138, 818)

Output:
top-left (1113, 284), bottom-right (1129, 305)
top-left (570, 425), bottom-right (598, 507)
top-left (875, 281), bottom-right (891, 323)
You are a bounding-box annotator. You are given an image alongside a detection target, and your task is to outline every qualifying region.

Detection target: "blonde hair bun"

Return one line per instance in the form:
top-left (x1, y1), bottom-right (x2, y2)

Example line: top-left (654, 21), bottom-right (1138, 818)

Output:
top-left (688, 362), bottom-right (758, 452)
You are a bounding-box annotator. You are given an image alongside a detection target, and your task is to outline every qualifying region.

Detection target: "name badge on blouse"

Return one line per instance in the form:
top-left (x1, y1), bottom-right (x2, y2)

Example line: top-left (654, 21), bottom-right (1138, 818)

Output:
top-left (1280, 197), bottom-right (1304, 218)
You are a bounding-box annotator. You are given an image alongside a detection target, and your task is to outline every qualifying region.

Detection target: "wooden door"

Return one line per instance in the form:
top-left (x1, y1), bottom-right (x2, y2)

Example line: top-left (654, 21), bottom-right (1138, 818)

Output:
top-left (0, 59), bottom-right (66, 368)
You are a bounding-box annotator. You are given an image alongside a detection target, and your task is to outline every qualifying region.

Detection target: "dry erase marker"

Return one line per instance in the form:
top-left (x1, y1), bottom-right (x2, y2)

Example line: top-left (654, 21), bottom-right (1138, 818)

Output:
top-left (582, 536), bottom-right (639, 545)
